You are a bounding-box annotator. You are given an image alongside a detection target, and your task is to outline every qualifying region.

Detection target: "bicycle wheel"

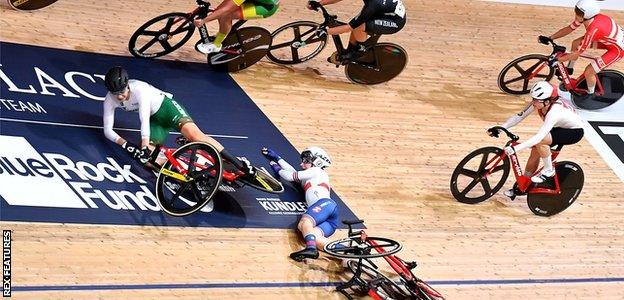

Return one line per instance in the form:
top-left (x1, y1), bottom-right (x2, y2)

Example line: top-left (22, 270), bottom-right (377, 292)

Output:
top-left (345, 260), bottom-right (410, 299)
top-left (345, 43), bottom-right (408, 85)
top-left (572, 70), bottom-right (624, 110)
top-left (156, 142), bottom-right (223, 217)
top-left (129, 12), bottom-right (195, 58)
top-left (497, 54), bottom-right (554, 94)
top-left (208, 26), bottom-right (272, 72)
top-left (527, 161), bottom-right (583, 217)
top-left (324, 237), bottom-right (402, 259)
top-left (450, 147), bottom-right (510, 204)
top-left (237, 168), bottom-right (284, 193)
top-left (267, 21), bottom-right (327, 65)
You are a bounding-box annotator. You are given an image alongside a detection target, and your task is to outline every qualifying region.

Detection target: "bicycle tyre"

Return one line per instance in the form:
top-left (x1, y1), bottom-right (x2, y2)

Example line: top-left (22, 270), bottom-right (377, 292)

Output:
top-left (237, 168), bottom-right (284, 193)
top-left (267, 20), bottom-right (328, 65)
top-left (497, 54), bottom-right (554, 94)
top-left (345, 42), bottom-right (408, 85)
top-left (129, 12), bottom-right (195, 58)
top-left (324, 236), bottom-right (402, 259)
top-left (155, 142), bottom-right (223, 217)
top-left (450, 147), bottom-right (510, 204)
top-left (527, 161), bottom-right (583, 217)
top-left (208, 26), bottom-right (272, 72)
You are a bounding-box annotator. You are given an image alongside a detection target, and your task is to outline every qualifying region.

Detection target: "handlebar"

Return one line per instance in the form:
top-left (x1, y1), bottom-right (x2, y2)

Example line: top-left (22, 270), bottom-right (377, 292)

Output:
top-left (309, 1), bottom-right (338, 27)
top-left (490, 126), bottom-right (519, 142)
top-left (538, 35), bottom-right (567, 55)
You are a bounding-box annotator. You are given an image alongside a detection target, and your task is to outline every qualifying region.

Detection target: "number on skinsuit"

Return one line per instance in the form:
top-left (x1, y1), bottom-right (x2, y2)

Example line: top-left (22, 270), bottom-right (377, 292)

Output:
top-left (394, 0), bottom-right (405, 18)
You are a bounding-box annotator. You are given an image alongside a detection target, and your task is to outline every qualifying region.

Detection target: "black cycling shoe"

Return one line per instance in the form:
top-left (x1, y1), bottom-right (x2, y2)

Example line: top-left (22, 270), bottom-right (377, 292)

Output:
top-left (290, 247), bottom-right (319, 262)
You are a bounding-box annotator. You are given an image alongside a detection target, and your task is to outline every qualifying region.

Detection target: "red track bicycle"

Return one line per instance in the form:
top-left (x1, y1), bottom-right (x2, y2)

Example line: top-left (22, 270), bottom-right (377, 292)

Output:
top-left (148, 139), bottom-right (283, 217)
top-left (497, 37), bottom-right (624, 110)
top-left (450, 126), bottom-right (584, 217)
top-left (324, 220), bottom-right (444, 300)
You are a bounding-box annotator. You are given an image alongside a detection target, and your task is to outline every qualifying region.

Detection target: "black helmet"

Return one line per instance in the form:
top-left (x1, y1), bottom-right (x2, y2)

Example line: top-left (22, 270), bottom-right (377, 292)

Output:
top-left (104, 66), bottom-right (129, 93)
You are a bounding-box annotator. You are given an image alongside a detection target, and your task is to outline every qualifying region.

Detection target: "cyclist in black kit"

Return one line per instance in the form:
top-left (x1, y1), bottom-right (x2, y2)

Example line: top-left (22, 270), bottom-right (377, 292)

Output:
top-left (308, 0), bottom-right (407, 61)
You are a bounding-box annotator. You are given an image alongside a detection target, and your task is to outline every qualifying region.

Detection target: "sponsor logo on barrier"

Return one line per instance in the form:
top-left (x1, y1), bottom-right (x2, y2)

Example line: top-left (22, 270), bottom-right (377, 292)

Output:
top-left (0, 135), bottom-right (163, 212)
top-left (256, 197), bottom-right (306, 215)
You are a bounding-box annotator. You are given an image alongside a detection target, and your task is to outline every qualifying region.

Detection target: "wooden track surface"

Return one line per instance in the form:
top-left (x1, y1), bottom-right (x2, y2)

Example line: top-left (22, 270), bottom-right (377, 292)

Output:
top-left (1, 0), bottom-right (624, 299)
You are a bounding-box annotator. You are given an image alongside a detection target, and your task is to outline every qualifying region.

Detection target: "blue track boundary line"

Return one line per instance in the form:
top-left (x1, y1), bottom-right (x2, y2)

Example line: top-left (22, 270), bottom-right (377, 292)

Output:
top-left (12, 277), bottom-right (624, 292)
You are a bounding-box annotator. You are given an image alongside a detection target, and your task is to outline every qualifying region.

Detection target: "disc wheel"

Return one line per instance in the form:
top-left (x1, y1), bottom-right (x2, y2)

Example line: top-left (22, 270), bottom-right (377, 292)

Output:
top-left (156, 142), bottom-right (223, 217)
top-left (450, 147), bottom-right (510, 204)
top-left (497, 54), bottom-right (555, 94)
top-left (129, 12), bottom-right (195, 58)
top-left (324, 237), bottom-right (402, 259)
top-left (572, 70), bottom-right (624, 110)
top-left (208, 26), bottom-right (272, 72)
top-left (345, 43), bottom-right (408, 85)
top-left (527, 161), bottom-right (584, 217)
top-left (267, 21), bottom-right (327, 65)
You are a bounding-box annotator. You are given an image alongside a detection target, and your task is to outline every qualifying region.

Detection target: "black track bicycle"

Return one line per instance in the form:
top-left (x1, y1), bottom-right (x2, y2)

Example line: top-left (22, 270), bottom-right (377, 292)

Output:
top-left (266, 3), bottom-right (408, 85)
top-left (128, 0), bottom-right (272, 72)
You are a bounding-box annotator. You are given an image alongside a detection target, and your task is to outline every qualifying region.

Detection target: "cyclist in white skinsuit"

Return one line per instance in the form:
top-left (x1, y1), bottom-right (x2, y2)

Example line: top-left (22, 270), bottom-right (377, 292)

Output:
top-left (488, 81), bottom-right (584, 198)
top-left (102, 66), bottom-right (255, 176)
top-left (261, 146), bottom-right (339, 261)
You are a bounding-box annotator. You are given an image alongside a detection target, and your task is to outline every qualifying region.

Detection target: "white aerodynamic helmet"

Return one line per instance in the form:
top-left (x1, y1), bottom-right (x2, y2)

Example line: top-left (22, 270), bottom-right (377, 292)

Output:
top-left (301, 146), bottom-right (332, 168)
top-left (575, 0), bottom-right (600, 20)
top-left (530, 81), bottom-right (558, 101)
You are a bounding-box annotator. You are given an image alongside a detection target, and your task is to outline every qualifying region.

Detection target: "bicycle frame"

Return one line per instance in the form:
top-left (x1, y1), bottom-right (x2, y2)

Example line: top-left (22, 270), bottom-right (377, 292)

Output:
top-left (483, 127), bottom-right (563, 195)
top-left (342, 223), bottom-right (443, 300)
top-left (153, 144), bottom-right (242, 183)
top-left (526, 40), bottom-right (605, 96)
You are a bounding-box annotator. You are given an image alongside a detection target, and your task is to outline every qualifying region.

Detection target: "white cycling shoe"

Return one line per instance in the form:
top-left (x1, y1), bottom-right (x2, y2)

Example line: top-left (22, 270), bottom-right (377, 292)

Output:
top-left (531, 169), bottom-right (555, 184)
top-left (196, 42), bottom-right (222, 54)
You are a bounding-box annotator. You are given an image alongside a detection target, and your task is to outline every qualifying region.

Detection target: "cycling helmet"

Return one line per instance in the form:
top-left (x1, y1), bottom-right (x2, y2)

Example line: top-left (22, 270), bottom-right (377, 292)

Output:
top-left (104, 66), bottom-right (129, 94)
top-left (575, 0), bottom-right (600, 20)
top-left (530, 81), bottom-right (558, 101)
top-left (301, 146), bottom-right (331, 169)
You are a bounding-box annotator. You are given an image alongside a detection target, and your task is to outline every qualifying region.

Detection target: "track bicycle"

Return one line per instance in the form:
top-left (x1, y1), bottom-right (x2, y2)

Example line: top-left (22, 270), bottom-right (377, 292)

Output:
top-left (324, 220), bottom-right (444, 300)
top-left (146, 137), bottom-right (283, 217)
top-left (266, 3), bottom-right (407, 85)
top-left (128, 0), bottom-right (272, 72)
top-left (450, 126), bottom-right (584, 217)
top-left (498, 37), bottom-right (624, 110)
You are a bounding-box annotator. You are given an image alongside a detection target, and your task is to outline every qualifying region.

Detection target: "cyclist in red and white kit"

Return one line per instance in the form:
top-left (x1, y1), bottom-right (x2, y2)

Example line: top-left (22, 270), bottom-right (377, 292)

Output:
top-left (488, 81), bottom-right (584, 198)
top-left (543, 0), bottom-right (624, 100)
top-left (261, 146), bottom-right (339, 261)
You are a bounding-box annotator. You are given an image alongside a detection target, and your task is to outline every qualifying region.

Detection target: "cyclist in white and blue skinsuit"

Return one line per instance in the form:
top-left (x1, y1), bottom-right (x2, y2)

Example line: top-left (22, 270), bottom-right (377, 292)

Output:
top-left (261, 146), bottom-right (339, 261)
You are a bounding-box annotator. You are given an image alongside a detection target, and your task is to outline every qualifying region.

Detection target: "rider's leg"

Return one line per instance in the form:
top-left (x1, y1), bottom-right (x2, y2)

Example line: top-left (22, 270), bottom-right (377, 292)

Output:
top-left (202, 0), bottom-right (240, 23)
top-left (196, 0), bottom-right (242, 53)
top-left (524, 146), bottom-right (541, 176)
top-left (567, 36), bottom-right (584, 72)
top-left (583, 63), bottom-right (598, 94)
top-left (531, 134), bottom-right (555, 183)
top-left (290, 199), bottom-right (338, 261)
top-left (180, 122), bottom-right (254, 174)
top-left (289, 216), bottom-right (322, 261)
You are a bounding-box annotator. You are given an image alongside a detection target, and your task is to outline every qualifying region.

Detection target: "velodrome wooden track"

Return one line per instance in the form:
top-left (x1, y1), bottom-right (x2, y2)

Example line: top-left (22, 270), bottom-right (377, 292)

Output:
top-left (1, 0), bottom-right (624, 299)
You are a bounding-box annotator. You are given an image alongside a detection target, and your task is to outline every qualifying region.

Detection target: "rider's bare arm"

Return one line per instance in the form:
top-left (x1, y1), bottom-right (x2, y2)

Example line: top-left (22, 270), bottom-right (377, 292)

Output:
top-left (501, 103), bottom-right (534, 129)
top-left (317, 0), bottom-right (344, 5)
top-left (138, 101), bottom-right (152, 148)
top-left (549, 24), bottom-right (576, 40)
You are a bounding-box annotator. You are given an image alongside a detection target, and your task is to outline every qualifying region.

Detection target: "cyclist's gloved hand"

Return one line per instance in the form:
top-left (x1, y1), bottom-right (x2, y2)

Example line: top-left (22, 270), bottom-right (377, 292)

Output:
top-left (487, 127), bottom-right (501, 138)
top-left (307, 0), bottom-right (321, 11)
top-left (122, 142), bottom-right (150, 163)
top-left (504, 146), bottom-right (515, 156)
top-left (269, 161), bottom-right (282, 177)
top-left (548, 55), bottom-right (558, 68)
top-left (538, 35), bottom-right (551, 45)
top-left (315, 26), bottom-right (328, 38)
top-left (261, 147), bottom-right (282, 161)
top-left (137, 146), bottom-right (151, 164)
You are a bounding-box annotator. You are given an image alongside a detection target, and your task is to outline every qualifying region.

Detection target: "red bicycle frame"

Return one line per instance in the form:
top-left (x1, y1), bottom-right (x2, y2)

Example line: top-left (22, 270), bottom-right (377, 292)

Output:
top-left (526, 52), bottom-right (605, 96)
top-left (155, 145), bottom-right (242, 183)
top-left (481, 142), bottom-right (562, 195)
